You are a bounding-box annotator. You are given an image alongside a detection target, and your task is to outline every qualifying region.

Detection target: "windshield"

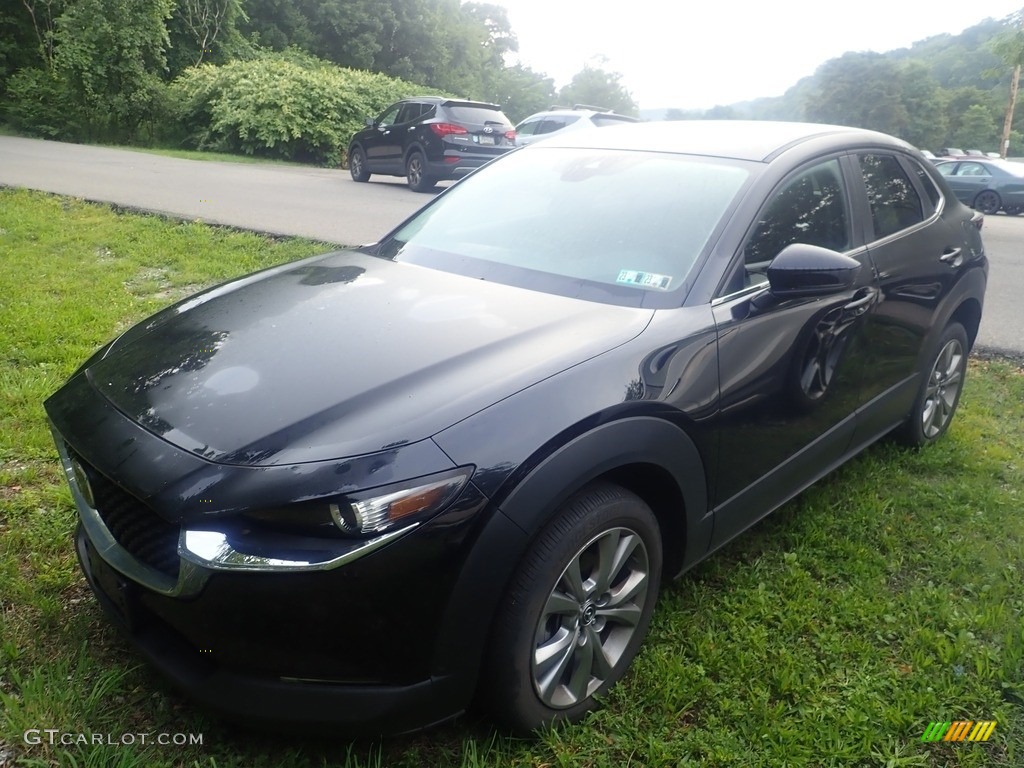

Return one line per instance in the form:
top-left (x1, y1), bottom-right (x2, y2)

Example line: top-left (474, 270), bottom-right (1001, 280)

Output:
top-left (381, 147), bottom-right (751, 307)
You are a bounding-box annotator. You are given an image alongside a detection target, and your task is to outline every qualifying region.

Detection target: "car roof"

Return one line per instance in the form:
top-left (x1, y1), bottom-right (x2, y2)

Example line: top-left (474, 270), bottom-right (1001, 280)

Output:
top-left (518, 108), bottom-right (638, 122)
top-left (405, 96), bottom-right (502, 110)
top-left (536, 120), bottom-right (915, 162)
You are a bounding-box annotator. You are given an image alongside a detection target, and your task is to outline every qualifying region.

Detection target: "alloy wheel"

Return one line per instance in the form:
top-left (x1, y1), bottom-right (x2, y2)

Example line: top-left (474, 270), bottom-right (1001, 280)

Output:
top-left (531, 526), bottom-right (651, 709)
top-left (921, 337), bottom-right (964, 439)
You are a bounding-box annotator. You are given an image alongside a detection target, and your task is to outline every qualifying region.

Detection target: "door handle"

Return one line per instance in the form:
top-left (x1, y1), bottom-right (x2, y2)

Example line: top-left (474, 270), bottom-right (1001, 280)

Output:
top-left (843, 288), bottom-right (877, 316)
top-left (939, 248), bottom-right (962, 266)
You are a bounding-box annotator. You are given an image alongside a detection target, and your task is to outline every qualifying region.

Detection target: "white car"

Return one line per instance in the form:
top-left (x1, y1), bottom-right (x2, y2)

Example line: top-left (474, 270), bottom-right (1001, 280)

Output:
top-left (515, 106), bottom-right (639, 146)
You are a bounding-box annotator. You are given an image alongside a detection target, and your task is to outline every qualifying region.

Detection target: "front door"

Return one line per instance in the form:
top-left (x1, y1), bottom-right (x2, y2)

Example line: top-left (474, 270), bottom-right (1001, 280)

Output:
top-left (710, 156), bottom-right (877, 547)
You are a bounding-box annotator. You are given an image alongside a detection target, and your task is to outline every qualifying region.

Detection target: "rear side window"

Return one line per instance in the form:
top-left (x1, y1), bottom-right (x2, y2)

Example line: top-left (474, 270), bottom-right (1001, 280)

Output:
top-left (954, 162), bottom-right (988, 177)
top-left (397, 103), bottom-right (429, 123)
top-left (538, 116), bottom-right (579, 135)
top-left (858, 154), bottom-right (924, 239)
top-left (591, 114), bottom-right (639, 127)
top-left (910, 159), bottom-right (941, 210)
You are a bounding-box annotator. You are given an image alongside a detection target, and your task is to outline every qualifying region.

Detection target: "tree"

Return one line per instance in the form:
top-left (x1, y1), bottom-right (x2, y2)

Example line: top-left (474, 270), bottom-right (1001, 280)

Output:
top-left (806, 53), bottom-right (910, 136)
top-left (54, 0), bottom-right (174, 139)
top-left (557, 64), bottom-right (636, 116)
top-left (18, 0), bottom-right (65, 70)
top-left (166, 0), bottom-right (250, 74)
top-left (463, 2), bottom-right (517, 60)
top-left (953, 103), bottom-right (999, 148)
top-left (703, 104), bottom-right (738, 120)
top-left (482, 63), bottom-right (554, 122)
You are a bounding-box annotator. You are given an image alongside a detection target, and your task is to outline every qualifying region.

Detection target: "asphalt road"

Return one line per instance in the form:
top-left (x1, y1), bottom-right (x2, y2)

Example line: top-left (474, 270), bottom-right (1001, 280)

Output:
top-left (0, 135), bottom-right (434, 246)
top-left (0, 135), bottom-right (1020, 355)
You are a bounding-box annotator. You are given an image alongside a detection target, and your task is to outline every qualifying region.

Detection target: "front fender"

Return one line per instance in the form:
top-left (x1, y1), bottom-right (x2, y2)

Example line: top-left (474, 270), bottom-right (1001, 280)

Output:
top-left (429, 416), bottom-right (712, 699)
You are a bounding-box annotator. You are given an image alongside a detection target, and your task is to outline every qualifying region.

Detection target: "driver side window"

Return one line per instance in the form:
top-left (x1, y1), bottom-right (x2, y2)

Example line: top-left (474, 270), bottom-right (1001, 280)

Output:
top-left (377, 104), bottom-right (402, 128)
top-left (744, 159), bottom-right (851, 282)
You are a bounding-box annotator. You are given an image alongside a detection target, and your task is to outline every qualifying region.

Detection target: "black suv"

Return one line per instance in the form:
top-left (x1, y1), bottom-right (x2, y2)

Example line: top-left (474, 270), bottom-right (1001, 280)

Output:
top-left (348, 97), bottom-right (516, 192)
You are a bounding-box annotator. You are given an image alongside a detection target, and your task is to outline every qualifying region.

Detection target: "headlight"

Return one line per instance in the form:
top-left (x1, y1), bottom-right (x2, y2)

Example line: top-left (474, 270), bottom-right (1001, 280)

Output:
top-left (330, 468), bottom-right (472, 536)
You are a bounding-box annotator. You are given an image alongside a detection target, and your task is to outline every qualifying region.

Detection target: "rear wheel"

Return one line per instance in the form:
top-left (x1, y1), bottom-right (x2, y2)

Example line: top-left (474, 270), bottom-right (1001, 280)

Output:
top-left (406, 151), bottom-right (436, 192)
top-left (897, 322), bottom-right (968, 447)
top-left (974, 190), bottom-right (1001, 215)
top-left (481, 483), bottom-right (662, 733)
top-left (348, 146), bottom-right (370, 182)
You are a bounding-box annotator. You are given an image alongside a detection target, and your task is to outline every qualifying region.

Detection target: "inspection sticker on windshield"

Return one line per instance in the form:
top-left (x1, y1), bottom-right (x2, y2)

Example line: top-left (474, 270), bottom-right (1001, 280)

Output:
top-left (616, 270), bottom-right (672, 290)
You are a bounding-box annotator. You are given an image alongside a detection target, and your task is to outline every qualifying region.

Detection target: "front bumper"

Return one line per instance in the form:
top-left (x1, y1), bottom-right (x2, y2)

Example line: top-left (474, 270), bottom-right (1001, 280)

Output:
top-left (75, 523), bottom-right (466, 734)
top-left (46, 371), bottom-right (493, 732)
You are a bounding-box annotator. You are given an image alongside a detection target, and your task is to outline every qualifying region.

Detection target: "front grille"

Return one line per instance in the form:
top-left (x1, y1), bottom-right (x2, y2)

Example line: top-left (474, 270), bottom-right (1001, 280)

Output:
top-left (75, 456), bottom-right (181, 578)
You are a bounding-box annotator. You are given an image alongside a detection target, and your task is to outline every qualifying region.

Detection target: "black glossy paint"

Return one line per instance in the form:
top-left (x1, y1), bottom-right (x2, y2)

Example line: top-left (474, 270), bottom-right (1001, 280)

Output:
top-left (45, 121), bottom-right (987, 734)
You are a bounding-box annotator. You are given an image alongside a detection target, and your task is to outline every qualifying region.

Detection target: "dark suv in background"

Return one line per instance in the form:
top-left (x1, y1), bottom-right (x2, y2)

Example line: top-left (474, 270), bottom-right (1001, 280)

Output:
top-left (348, 97), bottom-right (516, 191)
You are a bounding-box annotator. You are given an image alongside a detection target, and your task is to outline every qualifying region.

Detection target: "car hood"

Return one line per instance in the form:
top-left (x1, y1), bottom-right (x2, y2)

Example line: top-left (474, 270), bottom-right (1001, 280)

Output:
top-left (85, 250), bottom-right (652, 466)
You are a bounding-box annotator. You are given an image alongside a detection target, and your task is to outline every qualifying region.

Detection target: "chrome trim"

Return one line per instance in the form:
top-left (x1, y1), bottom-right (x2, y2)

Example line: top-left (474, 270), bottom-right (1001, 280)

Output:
top-left (179, 526), bottom-right (416, 572)
top-left (711, 282), bottom-right (767, 307)
top-left (51, 425), bottom-right (209, 597)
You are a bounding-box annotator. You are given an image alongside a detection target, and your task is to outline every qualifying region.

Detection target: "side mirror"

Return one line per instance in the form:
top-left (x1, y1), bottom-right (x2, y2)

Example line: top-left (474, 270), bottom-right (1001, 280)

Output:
top-left (364, 117), bottom-right (375, 128)
top-left (767, 243), bottom-right (861, 298)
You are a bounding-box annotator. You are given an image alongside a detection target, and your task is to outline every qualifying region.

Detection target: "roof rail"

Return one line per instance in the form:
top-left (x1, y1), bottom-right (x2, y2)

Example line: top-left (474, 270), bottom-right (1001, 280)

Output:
top-left (546, 104), bottom-right (615, 113)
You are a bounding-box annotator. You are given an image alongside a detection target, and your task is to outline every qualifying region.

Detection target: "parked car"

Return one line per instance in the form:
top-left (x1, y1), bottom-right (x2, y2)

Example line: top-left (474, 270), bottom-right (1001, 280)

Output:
top-left (347, 97), bottom-right (516, 191)
top-left (920, 148), bottom-right (938, 162)
top-left (937, 147), bottom-right (966, 158)
top-left (934, 157), bottom-right (1024, 214)
top-left (47, 121), bottom-right (987, 736)
top-left (515, 105), bottom-right (639, 146)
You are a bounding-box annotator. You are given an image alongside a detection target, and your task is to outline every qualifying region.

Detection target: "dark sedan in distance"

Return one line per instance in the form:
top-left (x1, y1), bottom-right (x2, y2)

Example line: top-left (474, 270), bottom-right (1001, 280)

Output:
top-left (935, 157), bottom-right (1024, 215)
top-left (46, 121), bottom-right (987, 736)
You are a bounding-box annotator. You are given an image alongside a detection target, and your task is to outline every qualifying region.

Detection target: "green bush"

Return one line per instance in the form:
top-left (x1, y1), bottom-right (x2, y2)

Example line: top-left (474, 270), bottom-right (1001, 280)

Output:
top-left (3, 67), bottom-right (85, 139)
top-left (170, 51), bottom-right (449, 166)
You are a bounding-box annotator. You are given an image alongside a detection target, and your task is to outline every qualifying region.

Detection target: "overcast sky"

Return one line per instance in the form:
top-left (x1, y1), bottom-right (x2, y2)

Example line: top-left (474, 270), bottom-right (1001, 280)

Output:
top-left (488, 1), bottom-right (1024, 110)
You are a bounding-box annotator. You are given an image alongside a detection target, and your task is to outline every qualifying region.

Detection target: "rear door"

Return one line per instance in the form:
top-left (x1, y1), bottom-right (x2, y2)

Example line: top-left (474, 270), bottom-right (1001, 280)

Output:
top-left (849, 152), bottom-right (966, 443)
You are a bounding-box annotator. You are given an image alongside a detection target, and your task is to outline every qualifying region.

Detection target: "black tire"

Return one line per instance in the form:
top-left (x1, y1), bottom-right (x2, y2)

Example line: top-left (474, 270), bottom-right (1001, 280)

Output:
top-left (974, 190), bottom-right (1001, 215)
top-left (481, 483), bottom-right (662, 733)
top-left (896, 322), bottom-right (969, 447)
top-left (348, 146), bottom-right (370, 182)
top-left (405, 151), bottom-right (436, 192)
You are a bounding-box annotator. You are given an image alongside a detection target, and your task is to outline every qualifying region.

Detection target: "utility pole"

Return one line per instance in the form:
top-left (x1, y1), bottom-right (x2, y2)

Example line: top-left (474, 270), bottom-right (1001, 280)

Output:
top-left (999, 12), bottom-right (1024, 159)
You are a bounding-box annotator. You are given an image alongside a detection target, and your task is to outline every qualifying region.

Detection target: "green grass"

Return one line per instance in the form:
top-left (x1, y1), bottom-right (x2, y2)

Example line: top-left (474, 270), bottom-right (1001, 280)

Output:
top-left (1, 187), bottom-right (1022, 767)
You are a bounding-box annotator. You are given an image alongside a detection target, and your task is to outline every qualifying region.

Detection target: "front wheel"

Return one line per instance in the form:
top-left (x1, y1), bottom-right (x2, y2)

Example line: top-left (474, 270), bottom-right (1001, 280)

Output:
top-left (481, 483), bottom-right (662, 733)
top-left (405, 151), bottom-right (436, 192)
top-left (348, 146), bottom-right (370, 182)
top-left (896, 322), bottom-right (968, 447)
top-left (974, 190), bottom-right (1001, 215)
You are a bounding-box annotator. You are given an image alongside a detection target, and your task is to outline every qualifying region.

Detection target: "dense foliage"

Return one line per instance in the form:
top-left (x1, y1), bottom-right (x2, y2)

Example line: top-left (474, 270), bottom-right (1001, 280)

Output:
top-left (729, 14), bottom-right (1024, 153)
top-left (170, 51), bottom-right (447, 164)
top-left (1, 1), bottom-right (1020, 159)
top-left (0, 0), bottom-right (634, 156)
